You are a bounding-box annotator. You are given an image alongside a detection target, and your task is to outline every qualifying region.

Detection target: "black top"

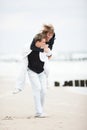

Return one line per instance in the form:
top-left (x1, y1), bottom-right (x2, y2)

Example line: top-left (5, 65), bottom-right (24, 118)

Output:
top-left (30, 33), bottom-right (56, 52)
top-left (27, 51), bottom-right (44, 74)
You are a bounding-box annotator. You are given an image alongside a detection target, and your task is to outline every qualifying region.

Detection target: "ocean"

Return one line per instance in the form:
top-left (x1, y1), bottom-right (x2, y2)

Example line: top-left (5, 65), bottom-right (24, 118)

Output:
top-left (0, 58), bottom-right (87, 87)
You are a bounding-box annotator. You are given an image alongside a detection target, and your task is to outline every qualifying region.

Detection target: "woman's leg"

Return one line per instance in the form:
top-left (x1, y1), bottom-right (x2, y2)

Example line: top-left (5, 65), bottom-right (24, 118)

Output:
top-left (13, 58), bottom-right (28, 94)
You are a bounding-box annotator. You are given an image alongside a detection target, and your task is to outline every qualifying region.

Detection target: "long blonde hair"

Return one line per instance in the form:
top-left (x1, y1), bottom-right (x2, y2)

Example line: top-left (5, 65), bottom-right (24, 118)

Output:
top-left (42, 24), bottom-right (54, 34)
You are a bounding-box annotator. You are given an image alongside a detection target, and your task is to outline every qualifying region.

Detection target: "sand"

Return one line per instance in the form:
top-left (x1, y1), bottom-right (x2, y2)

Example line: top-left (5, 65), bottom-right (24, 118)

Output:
top-left (0, 61), bottom-right (87, 130)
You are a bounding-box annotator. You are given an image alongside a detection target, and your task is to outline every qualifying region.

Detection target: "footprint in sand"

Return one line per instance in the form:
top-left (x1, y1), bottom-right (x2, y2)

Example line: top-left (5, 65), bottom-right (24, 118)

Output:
top-left (2, 116), bottom-right (33, 120)
top-left (2, 116), bottom-right (13, 120)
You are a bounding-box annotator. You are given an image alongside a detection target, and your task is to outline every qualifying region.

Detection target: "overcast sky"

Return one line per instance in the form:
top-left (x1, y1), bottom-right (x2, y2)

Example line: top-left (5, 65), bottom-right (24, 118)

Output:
top-left (0, 0), bottom-right (87, 56)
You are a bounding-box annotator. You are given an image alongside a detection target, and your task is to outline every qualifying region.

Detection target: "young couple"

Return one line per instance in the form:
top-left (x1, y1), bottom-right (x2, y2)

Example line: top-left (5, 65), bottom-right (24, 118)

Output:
top-left (14, 24), bottom-right (56, 118)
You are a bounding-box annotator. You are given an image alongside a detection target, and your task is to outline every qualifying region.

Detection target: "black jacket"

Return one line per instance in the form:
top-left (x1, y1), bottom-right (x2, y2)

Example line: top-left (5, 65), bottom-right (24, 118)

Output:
top-left (30, 33), bottom-right (56, 52)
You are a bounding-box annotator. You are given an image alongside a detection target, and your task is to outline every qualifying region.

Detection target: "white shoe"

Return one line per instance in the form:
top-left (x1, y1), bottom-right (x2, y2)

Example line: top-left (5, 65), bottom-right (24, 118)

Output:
top-left (13, 89), bottom-right (22, 94)
top-left (34, 113), bottom-right (47, 118)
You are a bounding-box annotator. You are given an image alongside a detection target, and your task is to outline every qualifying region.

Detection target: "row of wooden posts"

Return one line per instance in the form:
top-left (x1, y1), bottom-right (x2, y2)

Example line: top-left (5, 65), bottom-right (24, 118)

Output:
top-left (54, 80), bottom-right (87, 87)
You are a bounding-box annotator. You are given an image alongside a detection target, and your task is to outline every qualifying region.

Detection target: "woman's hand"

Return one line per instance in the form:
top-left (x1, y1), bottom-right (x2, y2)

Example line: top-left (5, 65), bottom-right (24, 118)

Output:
top-left (43, 45), bottom-right (50, 53)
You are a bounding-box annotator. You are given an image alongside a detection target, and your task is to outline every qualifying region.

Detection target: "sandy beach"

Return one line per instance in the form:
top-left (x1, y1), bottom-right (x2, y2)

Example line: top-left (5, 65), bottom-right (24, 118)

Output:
top-left (0, 61), bottom-right (87, 130)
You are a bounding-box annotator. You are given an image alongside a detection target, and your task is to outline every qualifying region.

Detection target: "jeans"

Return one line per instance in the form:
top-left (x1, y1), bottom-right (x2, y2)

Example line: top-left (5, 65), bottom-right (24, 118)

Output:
top-left (28, 68), bottom-right (47, 115)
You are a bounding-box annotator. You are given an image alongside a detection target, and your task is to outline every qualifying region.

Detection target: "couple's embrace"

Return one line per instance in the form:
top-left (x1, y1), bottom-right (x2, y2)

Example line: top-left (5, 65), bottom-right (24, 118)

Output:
top-left (13, 24), bottom-right (56, 118)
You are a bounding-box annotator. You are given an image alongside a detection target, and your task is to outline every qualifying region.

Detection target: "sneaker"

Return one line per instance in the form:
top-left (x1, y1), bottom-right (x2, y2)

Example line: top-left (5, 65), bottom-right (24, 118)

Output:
top-left (13, 89), bottom-right (22, 94)
top-left (34, 113), bottom-right (47, 118)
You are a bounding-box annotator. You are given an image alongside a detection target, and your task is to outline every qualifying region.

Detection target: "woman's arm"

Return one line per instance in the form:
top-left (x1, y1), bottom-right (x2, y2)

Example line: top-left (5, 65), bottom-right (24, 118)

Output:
top-left (30, 39), bottom-right (44, 52)
top-left (47, 33), bottom-right (56, 50)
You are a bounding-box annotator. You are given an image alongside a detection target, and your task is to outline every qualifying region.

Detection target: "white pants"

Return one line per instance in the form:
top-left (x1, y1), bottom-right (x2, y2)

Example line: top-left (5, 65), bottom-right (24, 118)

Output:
top-left (15, 56), bottom-right (49, 91)
top-left (16, 57), bottom-right (28, 90)
top-left (28, 68), bottom-right (47, 115)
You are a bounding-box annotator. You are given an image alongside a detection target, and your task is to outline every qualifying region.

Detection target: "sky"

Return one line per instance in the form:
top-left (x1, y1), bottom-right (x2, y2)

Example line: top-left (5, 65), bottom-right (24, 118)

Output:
top-left (0, 0), bottom-right (87, 56)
